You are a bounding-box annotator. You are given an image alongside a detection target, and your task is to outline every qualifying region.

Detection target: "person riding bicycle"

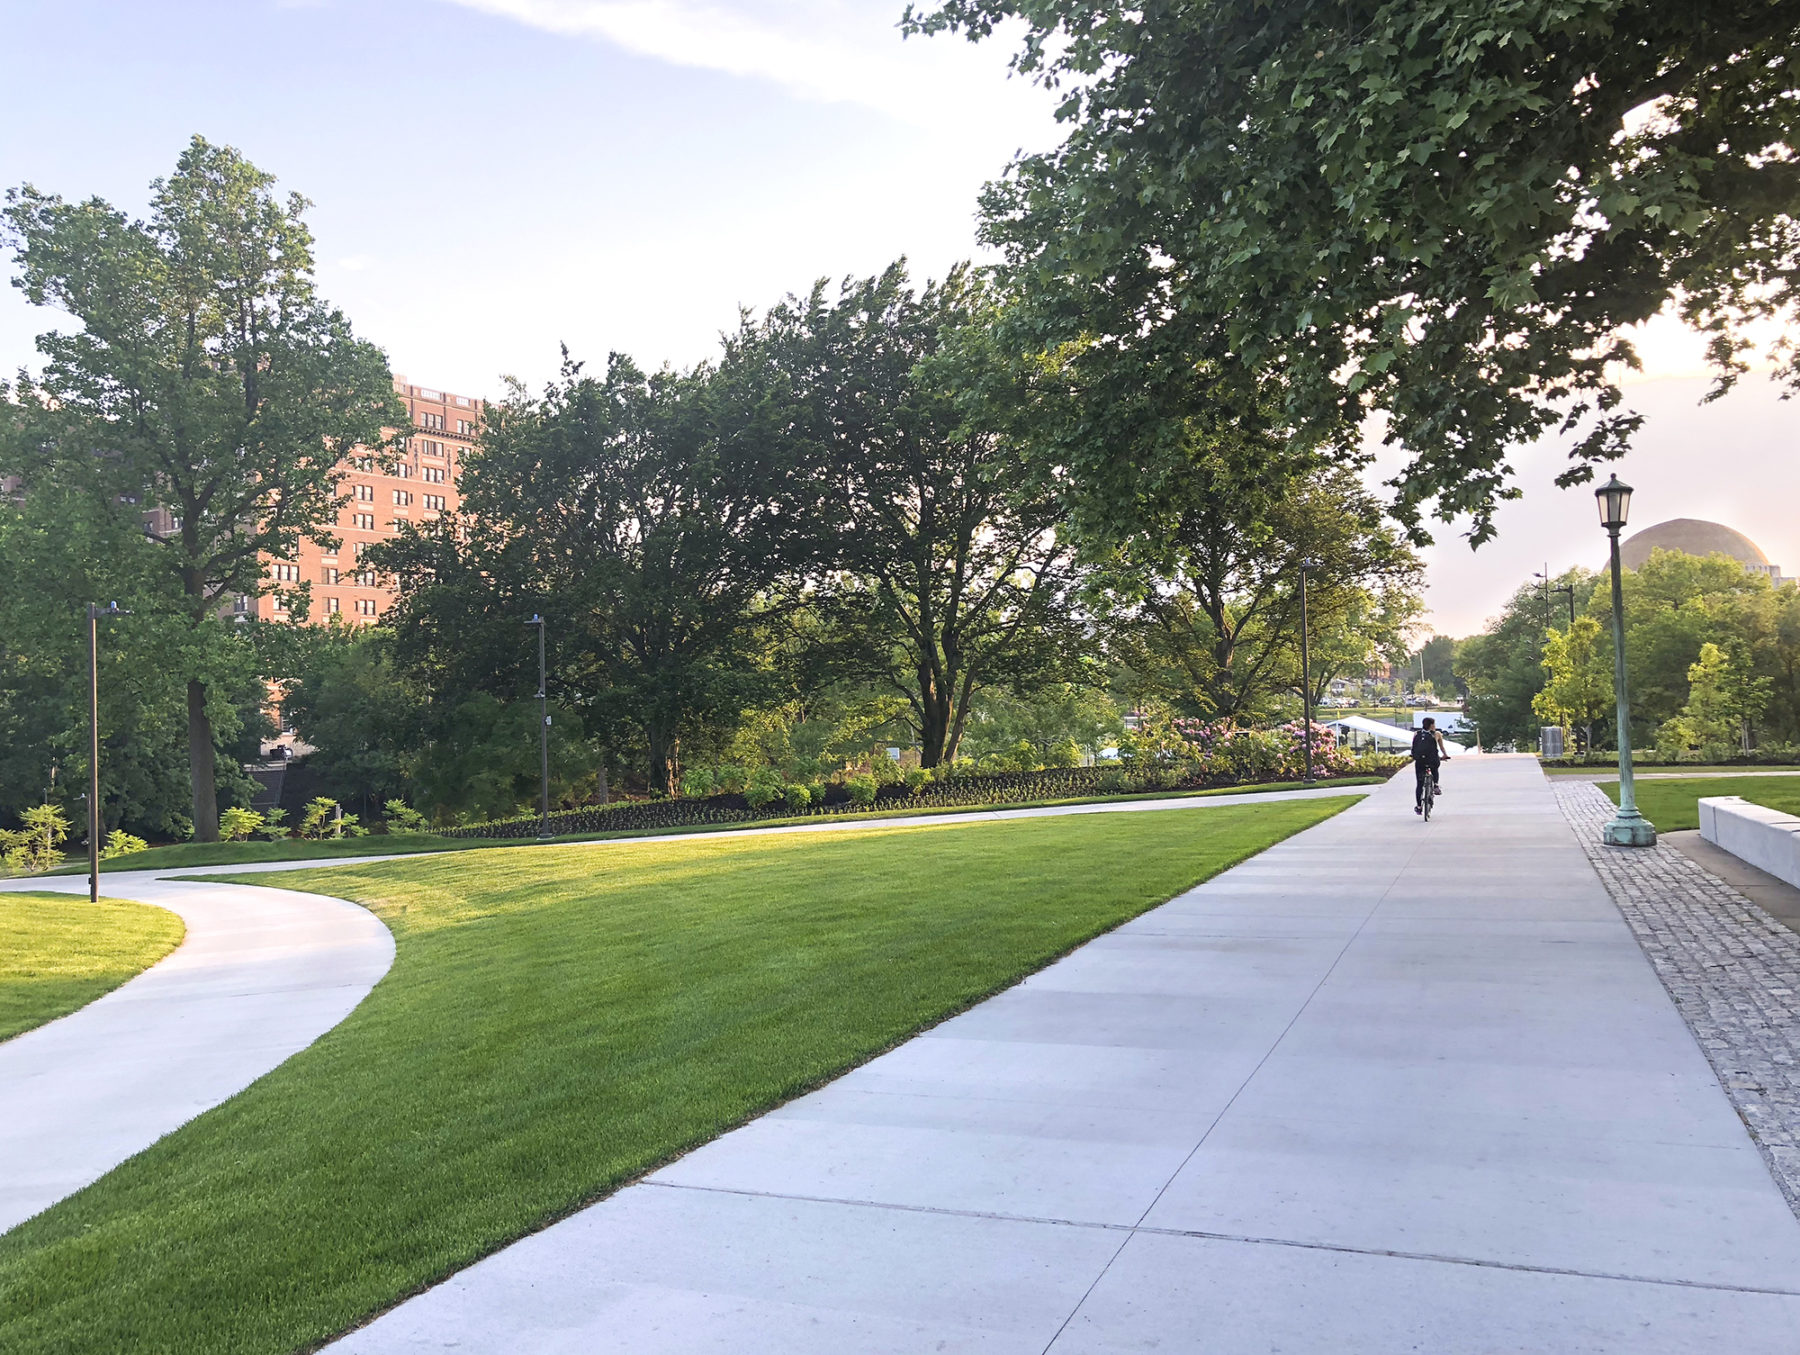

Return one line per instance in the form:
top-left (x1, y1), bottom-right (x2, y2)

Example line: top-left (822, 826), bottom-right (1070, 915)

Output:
top-left (1412, 718), bottom-right (1449, 814)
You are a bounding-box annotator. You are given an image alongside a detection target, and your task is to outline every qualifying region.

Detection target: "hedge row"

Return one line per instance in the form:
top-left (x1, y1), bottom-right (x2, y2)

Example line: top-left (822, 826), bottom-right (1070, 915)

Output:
top-left (437, 761), bottom-right (1400, 841)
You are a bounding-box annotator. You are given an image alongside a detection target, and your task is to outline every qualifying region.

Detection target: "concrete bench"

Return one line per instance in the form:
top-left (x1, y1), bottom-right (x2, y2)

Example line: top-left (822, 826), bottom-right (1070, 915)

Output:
top-left (1698, 795), bottom-right (1800, 889)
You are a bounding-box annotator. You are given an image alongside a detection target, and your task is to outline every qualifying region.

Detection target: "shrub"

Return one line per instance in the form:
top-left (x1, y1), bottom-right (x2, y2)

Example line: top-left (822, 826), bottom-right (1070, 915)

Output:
top-left (100, 829), bottom-right (149, 860)
top-left (3, 804), bottom-right (69, 874)
top-left (1094, 767), bottom-right (1129, 794)
top-left (716, 765), bottom-right (749, 794)
top-left (298, 797), bottom-right (342, 840)
top-left (219, 806), bottom-right (265, 842)
top-left (383, 800), bottom-right (428, 833)
top-left (903, 766), bottom-right (930, 795)
top-left (845, 774), bottom-right (879, 805)
top-left (255, 807), bottom-right (291, 841)
top-left (679, 767), bottom-right (716, 799)
top-left (783, 783), bottom-right (812, 810)
top-left (744, 769), bottom-right (786, 810)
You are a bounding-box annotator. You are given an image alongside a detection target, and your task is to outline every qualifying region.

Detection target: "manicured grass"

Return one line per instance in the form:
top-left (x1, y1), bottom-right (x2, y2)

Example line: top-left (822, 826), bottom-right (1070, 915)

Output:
top-left (0, 799), bottom-right (1352, 1353)
top-left (1599, 775), bottom-right (1800, 831)
top-left (1545, 763), bottom-right (1800, 777)
top-left (41, 775), bottom-right (1385, 875)
top-left (0, 893), bottom-right (184, 1042)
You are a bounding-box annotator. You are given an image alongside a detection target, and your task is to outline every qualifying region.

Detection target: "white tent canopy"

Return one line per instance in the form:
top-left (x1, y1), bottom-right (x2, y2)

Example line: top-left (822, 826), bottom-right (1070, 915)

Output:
top-left (1325, 714), bottom-right (1470, 755)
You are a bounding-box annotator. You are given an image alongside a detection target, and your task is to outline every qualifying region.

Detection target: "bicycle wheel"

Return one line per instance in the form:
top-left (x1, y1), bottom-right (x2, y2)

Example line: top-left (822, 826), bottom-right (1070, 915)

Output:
top-left (1422, 780), bottom-right (1434, 821)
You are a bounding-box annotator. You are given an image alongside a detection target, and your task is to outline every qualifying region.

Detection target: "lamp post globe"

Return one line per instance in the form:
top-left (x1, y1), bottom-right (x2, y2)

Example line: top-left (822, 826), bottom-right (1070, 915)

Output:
top-left (1594, 476), bottom-right (1655, 847)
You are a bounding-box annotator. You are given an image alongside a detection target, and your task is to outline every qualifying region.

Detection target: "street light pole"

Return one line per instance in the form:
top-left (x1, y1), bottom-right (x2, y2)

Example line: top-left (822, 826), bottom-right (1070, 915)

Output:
top-left (86, 602), bottom-right (127, 902)
top-left (1595, 477), bottom-right (1655, 847)
top-left (1552, 583), bottom-right (1576, 629)
top-left (526, 614), bottom-right (550, 840)
top-left (1298, 557), bottom-right (1322, 783)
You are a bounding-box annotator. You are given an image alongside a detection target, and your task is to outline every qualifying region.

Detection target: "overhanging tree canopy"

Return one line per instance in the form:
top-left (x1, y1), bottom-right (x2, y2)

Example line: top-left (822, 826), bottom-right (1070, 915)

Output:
top-left (909, 0), bottom-right (1800, 542)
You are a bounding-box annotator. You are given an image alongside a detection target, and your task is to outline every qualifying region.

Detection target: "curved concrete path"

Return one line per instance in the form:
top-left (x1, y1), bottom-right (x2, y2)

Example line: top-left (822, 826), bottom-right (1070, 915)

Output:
top-left (331, 756), bottom-right (1800, 1353)
top-left (0, 870), bottom-right (394, 1234)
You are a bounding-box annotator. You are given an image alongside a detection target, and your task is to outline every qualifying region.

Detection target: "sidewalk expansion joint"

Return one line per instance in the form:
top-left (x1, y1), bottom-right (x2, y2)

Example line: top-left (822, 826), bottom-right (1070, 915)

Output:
top-left (641, 1179), bottom-right (1800, 1298)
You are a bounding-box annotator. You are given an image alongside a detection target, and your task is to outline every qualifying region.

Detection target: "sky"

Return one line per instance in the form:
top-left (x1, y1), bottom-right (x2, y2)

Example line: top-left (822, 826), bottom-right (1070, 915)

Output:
top-left (2, 0), bottom-right (1792, 638)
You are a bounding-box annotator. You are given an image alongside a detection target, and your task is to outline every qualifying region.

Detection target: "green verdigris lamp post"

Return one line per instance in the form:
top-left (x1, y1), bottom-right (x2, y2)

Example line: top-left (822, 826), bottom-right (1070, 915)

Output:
top-left (1595, 475), bottom-right (1656, 847)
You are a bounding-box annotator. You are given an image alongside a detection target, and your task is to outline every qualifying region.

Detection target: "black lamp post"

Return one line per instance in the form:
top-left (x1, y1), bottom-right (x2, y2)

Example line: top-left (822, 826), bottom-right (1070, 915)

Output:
top-left (525, 614), bottom-right (550, 840)
top-left (1298, 557), bottom-right (1322, 783)
top-left (1595, 476), bottom-right (1655, 846)
top-left (86, 601), bottom-right (128, 902)
top-left (1551, 582), bottom-right (1576, 629)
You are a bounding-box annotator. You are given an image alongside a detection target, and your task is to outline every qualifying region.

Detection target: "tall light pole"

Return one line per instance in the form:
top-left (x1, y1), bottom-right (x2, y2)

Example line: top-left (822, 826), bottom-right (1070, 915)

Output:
top-left (87, 602), bottom-right (128, 902)
top-left (525, 614), bottom-right (550, 840)
top-left (1551, 582), bottom-right (1576, 629)
top-left (1298, 557), bottom-right (1322, 783)
top-left (1595, 476), bottom-right (1655, 847)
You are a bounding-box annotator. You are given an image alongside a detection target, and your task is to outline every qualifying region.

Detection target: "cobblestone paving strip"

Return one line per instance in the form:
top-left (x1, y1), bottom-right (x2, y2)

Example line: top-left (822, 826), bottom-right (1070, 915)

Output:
top-left (1556, 779), bottom-right (1800, 1214)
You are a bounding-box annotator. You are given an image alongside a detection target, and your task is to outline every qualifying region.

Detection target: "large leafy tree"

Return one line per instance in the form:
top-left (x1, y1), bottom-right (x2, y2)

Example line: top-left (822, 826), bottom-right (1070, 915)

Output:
top-left (0, 434), bottom-right (266, 837)
top-left (377, 348), bottom-right (815, 796)
top-left (4, 137), bottom-right (402, 838)
top-left (910, 0), bottom-right (1800, 542)
top-left (1093, 453), bottom-right (1422, 721)
top-left (752, 265), bottom-right (1082, 767)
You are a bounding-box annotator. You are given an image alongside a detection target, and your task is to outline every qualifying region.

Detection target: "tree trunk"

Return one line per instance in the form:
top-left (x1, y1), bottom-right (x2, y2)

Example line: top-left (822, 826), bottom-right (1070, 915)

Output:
top-left (917, 663), bottom-right (952, 768)
top-left (187, 678), bottom-right (221, 842)
top-left (646, 724), bottom-right (678, 797)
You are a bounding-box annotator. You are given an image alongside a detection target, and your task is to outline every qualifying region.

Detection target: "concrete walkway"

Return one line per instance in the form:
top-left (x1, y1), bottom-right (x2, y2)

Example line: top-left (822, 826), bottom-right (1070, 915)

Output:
top-left (0, 870), bottom-right (393, 1233)
top-left (331, 756), bottom-right (1800, 1353)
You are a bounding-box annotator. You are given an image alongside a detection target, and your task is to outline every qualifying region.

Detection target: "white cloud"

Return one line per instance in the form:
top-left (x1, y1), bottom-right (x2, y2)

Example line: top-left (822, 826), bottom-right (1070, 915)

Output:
top-left (334, 253), bottom-right (377, 272)
top-left (435, 0), bottom-right (1052, 131)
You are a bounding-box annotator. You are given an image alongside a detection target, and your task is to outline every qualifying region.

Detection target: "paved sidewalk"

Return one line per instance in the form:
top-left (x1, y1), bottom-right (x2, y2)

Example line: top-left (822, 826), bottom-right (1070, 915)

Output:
top-left (1557, 779), bottom-right (1800, 1212)
top-left (332, 757), bottom-right (1800, 1353)
top-left (0, 872), bottom-right (393, 1233)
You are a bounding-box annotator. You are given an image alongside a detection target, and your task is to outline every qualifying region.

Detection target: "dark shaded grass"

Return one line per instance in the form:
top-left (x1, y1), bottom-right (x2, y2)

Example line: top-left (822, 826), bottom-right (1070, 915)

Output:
top-left (0, 801), bottom-right (1351, 1354)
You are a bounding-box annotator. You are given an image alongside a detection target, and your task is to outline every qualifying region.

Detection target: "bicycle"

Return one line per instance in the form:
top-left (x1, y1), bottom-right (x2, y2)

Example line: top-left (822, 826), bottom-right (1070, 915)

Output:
top-left (1420, 770), bottom-right (1435, 821)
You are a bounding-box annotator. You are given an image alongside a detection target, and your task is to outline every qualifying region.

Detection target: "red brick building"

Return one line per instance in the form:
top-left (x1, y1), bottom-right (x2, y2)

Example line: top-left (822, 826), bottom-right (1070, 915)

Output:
top-left (247, 378), bottom-right (481, 624)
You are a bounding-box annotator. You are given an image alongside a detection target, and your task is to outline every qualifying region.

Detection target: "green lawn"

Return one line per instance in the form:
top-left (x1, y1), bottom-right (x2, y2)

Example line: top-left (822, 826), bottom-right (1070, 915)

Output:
top-left (0, 893), bottom-right (184, 1042)
top-left (1548, 763), bottom-right (1800, 777)
top-left (1599, 775), bottom-right (1800, 831)
top-left (0, 799), bottom-right (1351, 1353)
top-left (40, 775), bottom-right (1384, 875)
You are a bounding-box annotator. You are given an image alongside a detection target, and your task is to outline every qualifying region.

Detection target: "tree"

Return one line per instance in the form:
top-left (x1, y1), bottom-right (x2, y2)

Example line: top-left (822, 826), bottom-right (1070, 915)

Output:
top-left (4, 137), bottom-right (402, 838)
top-left (0, 435), bottom-right (265, 839)
top-left (910, 0), bottom-right (1800, 542)
top-left (1094, 455), bottom-right (1421, 721)
top-left (1457, 570), bottom-right (1598, 748)
top-left (755, 264), bottom-right (1082, 766)
top-left (378, 347), bottom-right (812, 796)
top-left (1414, 635), bottom-right (1461, 697)
top-left (275, 622), bottom-right (423, 820)
top-left (1534, 616), bottom-right (1613, 751)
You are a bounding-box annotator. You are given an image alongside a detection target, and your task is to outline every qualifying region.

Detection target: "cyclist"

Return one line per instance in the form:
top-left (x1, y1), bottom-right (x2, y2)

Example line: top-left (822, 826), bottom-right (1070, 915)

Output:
top-left (1411, 718), bottom-right (1449, 814)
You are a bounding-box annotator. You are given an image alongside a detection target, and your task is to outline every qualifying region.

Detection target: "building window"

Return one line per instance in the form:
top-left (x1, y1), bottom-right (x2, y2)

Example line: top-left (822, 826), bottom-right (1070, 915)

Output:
top-left (326, 597), bottom-right (340, 615)
top-left (356, 569), bottom-right (378, 587)
top-left (272, 563), bottom-right (300, 582)
top-left (423, 465), bottom-right (445, 483)
top-left (272, 596), bottom-right (286, 613)
top-left (457, 419), bottom-right (475, 435)
top-left (354, 598), bottom-right (378, 616)
top-left (353, 541), bottom-right (369, 560)
top-left (352, 455), bottom-right (374, 471)
top-left (322, 567), bottom-right (339, 584)
top-left (420, 411), bottom-right (445, 430)
top-left (354, 483), bottom-right (374, 502)
top-left (352, 512), bottom-right (375, 529)
top-left (389, 517), bottom-right (407, 531)
top-left (393, 490), bottom-right (412, 506)
top-left (394, 462), bottom-right (411, 479)
top-left (423, 494), bottom-right (446, 510)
